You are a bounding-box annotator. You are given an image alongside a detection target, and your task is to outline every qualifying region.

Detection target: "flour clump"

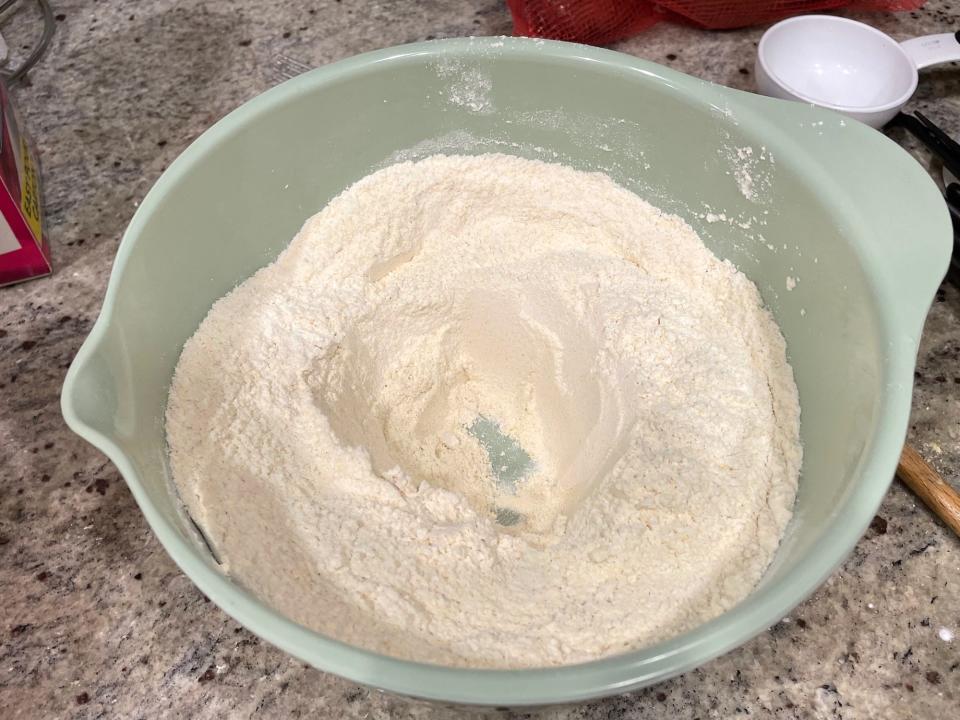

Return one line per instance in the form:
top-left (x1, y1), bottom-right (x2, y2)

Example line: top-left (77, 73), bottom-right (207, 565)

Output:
top-left (166, 154), bottom-right (801, 668)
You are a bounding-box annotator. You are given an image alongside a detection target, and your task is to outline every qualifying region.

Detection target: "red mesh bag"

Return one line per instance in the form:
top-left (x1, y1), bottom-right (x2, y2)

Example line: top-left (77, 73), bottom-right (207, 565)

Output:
top-left (506, 0), bottom-right (926, 45)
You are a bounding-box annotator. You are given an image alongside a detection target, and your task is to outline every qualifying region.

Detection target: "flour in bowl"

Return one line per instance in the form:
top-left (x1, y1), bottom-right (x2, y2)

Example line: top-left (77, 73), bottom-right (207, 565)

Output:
top-left (166, 154), bottom-right (801, 668)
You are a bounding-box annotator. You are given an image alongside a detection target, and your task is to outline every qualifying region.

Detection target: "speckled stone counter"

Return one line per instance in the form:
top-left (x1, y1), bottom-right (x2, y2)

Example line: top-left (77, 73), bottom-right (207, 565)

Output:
top-left (1, 1), bottom-right (958, 718)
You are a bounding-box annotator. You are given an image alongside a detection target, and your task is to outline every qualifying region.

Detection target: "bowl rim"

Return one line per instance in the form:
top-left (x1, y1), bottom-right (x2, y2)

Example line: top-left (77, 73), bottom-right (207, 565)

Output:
top-left (61, 36), bottom-right (929, 706)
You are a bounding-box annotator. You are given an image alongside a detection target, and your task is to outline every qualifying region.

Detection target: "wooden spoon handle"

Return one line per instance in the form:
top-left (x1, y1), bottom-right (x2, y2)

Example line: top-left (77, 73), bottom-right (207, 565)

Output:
top-left (897, 444), bottom-right (960, 538)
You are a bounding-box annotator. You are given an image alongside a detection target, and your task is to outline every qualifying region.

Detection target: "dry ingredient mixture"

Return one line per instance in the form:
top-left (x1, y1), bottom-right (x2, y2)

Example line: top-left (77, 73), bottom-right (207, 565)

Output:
top-left (166, 154), bottom-right (801, 669)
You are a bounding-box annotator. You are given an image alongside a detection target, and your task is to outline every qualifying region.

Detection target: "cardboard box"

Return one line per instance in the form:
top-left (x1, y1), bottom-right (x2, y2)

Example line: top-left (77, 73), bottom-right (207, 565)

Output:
top-left (0, 78), bottom-right (49, 287)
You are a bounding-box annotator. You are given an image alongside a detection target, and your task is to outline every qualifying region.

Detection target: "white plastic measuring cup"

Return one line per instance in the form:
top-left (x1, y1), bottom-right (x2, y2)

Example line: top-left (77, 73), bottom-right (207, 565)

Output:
top-left (755, 15), bottom-right (960, 128)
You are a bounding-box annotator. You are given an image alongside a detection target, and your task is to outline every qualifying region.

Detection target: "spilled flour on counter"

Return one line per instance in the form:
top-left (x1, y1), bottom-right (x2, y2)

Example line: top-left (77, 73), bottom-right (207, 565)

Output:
top-left (166, 154), bottom-right (801, 669)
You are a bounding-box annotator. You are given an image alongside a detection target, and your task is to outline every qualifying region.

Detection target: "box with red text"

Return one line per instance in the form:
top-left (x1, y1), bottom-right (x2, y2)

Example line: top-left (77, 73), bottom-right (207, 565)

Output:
top-left (0, 78), bottom-right (49, 287)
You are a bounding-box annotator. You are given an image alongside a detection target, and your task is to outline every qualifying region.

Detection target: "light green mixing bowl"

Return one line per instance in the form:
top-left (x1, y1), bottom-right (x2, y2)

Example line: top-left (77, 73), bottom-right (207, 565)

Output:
top-left (61, 38), bottom-right (951, 706)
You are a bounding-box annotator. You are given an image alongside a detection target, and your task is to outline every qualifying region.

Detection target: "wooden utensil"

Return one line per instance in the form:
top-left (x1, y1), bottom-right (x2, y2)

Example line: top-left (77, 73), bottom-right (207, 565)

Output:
top-left (897, 444), bottom-right (960, 537)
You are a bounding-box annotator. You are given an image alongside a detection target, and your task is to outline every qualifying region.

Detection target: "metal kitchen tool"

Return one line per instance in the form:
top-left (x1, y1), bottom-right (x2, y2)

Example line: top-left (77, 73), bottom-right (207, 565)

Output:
top-left (0, 0), bottom-right (54, 83)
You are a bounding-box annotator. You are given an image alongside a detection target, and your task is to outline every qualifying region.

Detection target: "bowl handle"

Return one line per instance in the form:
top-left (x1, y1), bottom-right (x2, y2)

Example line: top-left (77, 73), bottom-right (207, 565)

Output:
top-left (722, 87), bottom-right (952, 340)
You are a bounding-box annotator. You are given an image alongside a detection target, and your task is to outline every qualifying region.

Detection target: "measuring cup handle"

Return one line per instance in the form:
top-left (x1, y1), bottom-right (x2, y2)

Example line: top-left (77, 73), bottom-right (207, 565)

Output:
top-left (900, 31), bottom-right (960, 70)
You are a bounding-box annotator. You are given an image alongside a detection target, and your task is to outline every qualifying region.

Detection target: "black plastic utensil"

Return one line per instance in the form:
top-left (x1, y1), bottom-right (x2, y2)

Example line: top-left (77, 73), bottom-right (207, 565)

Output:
top-left (888, 111), bottom-right (960, 287)
top-left (945, 183), bottom-right (960, 285)
top-left (889, 111), bottom-right (960, 182)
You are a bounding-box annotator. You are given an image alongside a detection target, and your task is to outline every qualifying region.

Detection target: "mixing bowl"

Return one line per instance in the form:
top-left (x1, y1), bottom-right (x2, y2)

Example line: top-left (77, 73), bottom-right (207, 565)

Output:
top-left (61, 37), bottom-right (951, 706)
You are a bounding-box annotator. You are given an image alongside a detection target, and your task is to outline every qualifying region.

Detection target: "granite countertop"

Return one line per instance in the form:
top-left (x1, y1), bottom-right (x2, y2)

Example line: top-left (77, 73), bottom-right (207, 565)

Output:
top-left (2, 1), bottom-right (958, 718)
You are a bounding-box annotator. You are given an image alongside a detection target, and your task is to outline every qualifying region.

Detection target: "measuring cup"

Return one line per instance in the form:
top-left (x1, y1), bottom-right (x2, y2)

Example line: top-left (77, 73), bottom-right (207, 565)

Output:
top-left (755, 15), bottom-right (960, 128)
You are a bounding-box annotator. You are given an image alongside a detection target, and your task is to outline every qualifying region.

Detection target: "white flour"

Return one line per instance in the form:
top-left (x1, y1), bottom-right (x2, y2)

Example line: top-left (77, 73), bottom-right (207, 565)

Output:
top-left (166, 154), bottom-right (801, 668)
